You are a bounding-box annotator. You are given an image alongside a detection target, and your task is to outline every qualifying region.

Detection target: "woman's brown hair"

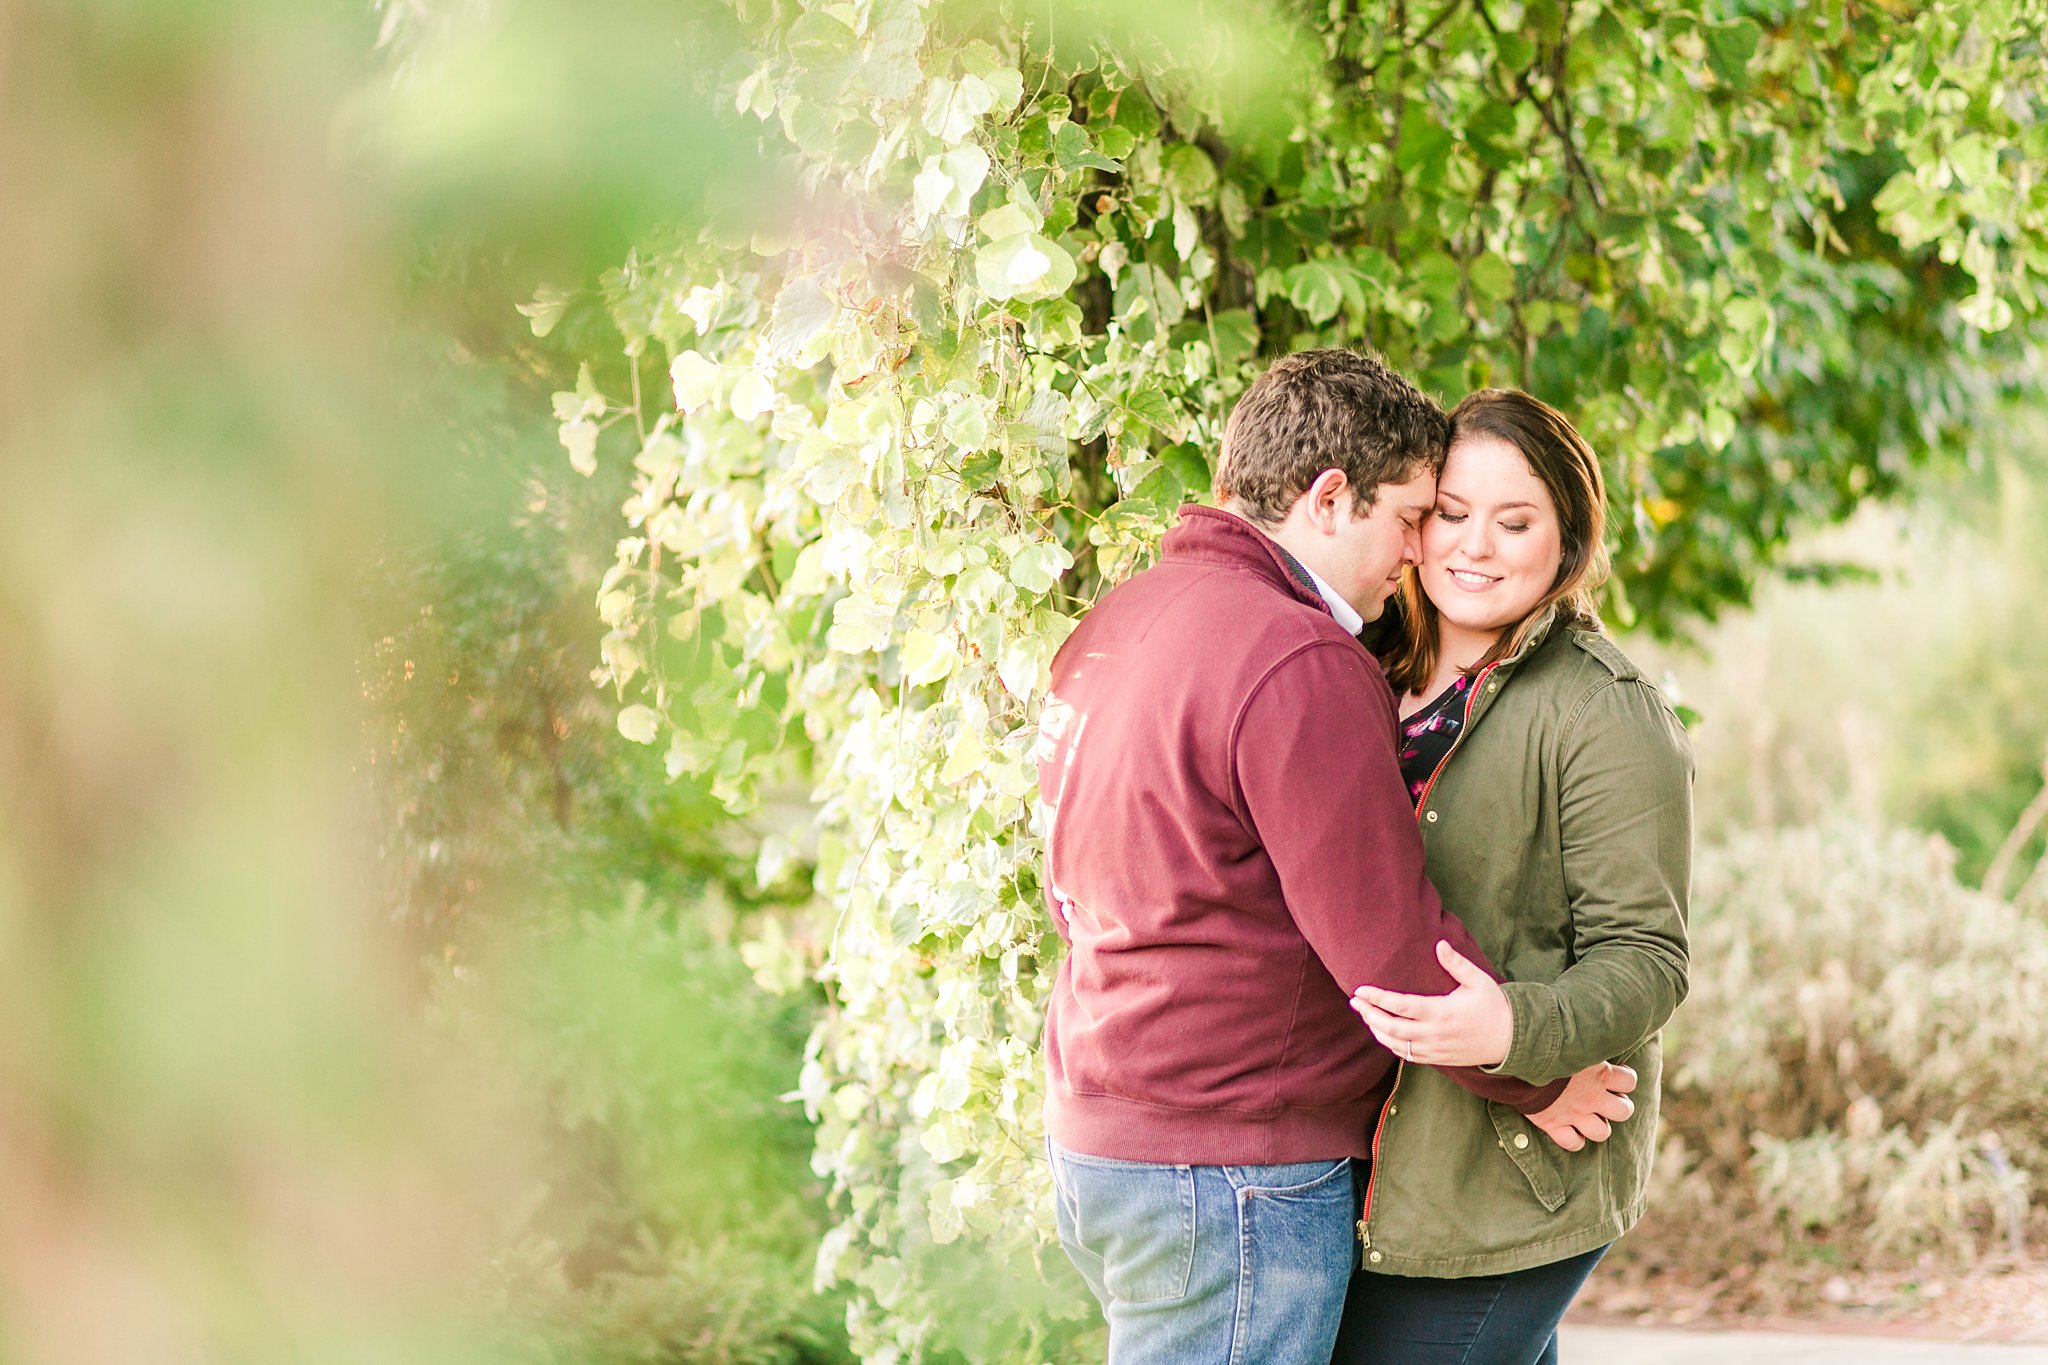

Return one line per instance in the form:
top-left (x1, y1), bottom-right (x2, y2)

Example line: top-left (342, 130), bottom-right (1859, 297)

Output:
top-left (1379, 389), bottom-right (1611, 696)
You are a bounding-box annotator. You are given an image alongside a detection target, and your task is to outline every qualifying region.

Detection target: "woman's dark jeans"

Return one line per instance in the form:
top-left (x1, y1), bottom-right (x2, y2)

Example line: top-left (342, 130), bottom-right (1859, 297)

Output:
top-left (1330, 1243), bottom-right (1608, 1365)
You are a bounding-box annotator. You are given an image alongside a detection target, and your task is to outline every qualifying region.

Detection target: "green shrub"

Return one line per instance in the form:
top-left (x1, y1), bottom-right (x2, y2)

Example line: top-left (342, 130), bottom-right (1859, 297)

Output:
top-left (443, 885), bottom-right (852, 1365)
top-left (1630, 821), bottom-right (2042, 1283)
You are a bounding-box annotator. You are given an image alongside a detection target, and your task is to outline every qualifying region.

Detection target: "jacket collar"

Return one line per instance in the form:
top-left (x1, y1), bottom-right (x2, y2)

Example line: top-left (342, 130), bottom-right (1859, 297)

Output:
top-left (1161, 505), bottom-right (1332, 619)
top-left (1495, 603), bottom-right (1563, 669)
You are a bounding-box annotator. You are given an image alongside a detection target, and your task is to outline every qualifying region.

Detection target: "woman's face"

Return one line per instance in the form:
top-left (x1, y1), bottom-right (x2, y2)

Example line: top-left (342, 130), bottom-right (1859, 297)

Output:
top-left (1418, 434), bottom-right (1565, 641)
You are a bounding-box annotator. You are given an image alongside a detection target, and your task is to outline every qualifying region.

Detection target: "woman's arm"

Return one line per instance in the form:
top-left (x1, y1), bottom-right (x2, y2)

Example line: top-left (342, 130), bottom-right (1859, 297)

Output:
top-left (1488, 676), bottom-right (1693, 1084)
top-left (1349, 673), bottom-right (1693, 1079)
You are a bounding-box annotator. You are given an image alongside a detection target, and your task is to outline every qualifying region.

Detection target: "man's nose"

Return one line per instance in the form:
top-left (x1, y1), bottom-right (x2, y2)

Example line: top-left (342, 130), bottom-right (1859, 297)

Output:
top-left (1403, 525), bottom-right (1424, 564)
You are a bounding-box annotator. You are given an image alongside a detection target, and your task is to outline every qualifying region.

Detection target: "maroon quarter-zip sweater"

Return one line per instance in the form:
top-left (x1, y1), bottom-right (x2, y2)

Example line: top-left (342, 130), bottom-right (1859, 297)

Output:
top-left (1034, 506), bottom-right (1567, 1164)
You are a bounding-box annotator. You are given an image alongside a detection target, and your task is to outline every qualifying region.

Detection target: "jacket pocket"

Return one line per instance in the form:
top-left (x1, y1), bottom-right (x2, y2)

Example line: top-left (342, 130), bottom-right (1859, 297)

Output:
top-left (1487, 1103), bottom-right (1567, 1212)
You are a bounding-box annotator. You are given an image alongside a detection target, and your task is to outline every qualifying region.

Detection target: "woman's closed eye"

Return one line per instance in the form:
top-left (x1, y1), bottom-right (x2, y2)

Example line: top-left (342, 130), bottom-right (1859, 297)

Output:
top-left (1434, 510), bottom-right (1530, 533)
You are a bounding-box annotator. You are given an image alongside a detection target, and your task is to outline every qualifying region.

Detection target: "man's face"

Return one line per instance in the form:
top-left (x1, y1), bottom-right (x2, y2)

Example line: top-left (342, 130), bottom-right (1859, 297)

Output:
top-left (1325, 467), bottom-right (1437, 621)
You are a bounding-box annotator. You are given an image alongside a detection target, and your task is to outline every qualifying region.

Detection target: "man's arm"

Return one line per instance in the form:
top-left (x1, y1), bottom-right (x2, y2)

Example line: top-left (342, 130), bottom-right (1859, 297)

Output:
top-left (1343, 944), bottom-right (1642, 1143)
top-left (1232, 640), bottom-right (1567, 1115)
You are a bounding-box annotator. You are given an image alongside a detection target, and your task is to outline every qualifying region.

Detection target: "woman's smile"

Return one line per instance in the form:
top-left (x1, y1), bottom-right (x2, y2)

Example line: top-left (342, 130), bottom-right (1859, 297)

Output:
top-left (1419, 435), bottom-right (1565, 643)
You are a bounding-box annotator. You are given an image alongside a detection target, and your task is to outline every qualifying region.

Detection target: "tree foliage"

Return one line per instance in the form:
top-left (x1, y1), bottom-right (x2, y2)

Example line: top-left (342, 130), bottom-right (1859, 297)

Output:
top-left (535, 0), bottom-right (2048, 1356)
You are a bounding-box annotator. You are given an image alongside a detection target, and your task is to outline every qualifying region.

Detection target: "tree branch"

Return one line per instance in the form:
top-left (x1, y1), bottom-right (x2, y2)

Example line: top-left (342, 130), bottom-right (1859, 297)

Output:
top-left (1358, 0), bottom-right (1469, 81)
top-left (1983, 743), bottom-right (2048, 899)
top-left (1471, 0), bottom-right (1607, 216)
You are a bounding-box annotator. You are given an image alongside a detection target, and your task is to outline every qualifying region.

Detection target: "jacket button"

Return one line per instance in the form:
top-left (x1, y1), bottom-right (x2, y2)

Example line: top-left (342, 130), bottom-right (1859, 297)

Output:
top-left (1425, 810), bottom-right (1439, 823)
top-left (1368, 1250), bottom-right (1383, 1264)
top-left (1513, 1133), bottom-right (1530, 1150)
top-left (1486, 681), bottom-right (1498, 693)
top-left (1387, 1104), bottom-right (1397, 1116)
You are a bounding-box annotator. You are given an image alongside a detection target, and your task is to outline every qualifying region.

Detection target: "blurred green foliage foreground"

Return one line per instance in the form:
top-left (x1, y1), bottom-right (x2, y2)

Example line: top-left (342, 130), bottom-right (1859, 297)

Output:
top-left (0, 0), bottom-right (840, 1361)
top-left (3, 0), bottom-right (2048, 1362)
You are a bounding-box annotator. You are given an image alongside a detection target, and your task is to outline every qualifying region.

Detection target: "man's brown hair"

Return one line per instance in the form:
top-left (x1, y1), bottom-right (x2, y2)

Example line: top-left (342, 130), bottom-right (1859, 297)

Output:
top-left (1214, 348), bottom-right (1450, 526)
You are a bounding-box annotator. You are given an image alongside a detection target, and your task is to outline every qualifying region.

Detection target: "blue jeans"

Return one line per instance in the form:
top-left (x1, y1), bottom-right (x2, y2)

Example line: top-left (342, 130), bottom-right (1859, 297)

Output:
top-left (1331, 1243), bottom-right (1609, 1365)
top-left (1047, 1141), bottom-right (1359, 1365)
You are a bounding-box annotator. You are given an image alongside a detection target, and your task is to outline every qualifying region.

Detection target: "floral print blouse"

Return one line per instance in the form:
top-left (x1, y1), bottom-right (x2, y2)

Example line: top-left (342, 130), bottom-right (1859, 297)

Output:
top-left (1397, 674), bottom-right (1472, 806)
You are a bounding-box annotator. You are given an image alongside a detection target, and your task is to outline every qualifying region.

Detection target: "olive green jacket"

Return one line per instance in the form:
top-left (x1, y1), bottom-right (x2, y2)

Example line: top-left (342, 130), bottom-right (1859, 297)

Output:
top-left (1358, 611), bottom-right (1693, 1278)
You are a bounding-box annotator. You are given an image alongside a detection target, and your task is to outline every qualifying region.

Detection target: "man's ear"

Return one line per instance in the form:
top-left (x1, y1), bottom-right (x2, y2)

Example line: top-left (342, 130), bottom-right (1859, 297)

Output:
top-left (1304, 468), bottom-right (1351, 529)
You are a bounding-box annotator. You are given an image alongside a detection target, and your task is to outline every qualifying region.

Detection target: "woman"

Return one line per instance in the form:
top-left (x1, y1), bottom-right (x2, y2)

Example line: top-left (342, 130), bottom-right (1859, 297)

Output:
top-left (1331, 389), bottom-right (1694, 1365)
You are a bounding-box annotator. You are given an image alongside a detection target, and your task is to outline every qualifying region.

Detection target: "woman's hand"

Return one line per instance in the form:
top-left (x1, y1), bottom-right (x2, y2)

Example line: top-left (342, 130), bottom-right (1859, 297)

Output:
top-left (1351, 940), bottom-right (1514, 1067)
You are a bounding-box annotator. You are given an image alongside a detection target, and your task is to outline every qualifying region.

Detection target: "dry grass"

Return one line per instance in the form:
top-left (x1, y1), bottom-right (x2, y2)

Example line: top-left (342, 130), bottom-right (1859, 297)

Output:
top-left (1596, 821), bottom-right (2048, 1318)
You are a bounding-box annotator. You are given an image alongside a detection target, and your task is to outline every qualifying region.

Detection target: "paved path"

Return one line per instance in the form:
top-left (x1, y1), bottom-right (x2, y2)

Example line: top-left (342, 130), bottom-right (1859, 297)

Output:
top-left (1561, 1325), bottom-right (2048, 1363)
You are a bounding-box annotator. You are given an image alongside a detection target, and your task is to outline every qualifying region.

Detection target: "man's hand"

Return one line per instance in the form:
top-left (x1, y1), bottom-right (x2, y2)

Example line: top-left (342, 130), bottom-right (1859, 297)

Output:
top-left (1528, 1062), bottom-right (1637, 1152)
top-left (1350, 940), bottom-right (1513, 1067)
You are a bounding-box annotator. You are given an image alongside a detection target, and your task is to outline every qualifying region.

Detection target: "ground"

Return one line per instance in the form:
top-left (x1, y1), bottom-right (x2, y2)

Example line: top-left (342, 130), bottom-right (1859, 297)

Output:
top-left (1574, 1261), bottom-right (2048, 1343)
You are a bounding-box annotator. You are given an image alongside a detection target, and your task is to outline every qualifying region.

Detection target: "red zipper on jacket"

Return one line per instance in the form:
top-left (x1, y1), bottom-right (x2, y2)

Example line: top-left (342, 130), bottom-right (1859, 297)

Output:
top-left (1357, 661), bottom-right (1501, 1257)
top-left (1410, 661), bottom-right (1499, 820)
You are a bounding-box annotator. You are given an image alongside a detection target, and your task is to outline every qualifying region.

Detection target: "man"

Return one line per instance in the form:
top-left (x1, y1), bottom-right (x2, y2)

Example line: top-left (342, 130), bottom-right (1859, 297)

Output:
top-left (1033, 350), bottom-right (1636, 1363)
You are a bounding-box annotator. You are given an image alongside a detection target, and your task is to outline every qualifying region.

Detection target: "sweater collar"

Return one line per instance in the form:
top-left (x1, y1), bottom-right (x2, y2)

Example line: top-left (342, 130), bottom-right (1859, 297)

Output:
top-left (1258, 535), bottom-right (1347, 623)
top-left (1160, 505), bottom-right (1334, 620)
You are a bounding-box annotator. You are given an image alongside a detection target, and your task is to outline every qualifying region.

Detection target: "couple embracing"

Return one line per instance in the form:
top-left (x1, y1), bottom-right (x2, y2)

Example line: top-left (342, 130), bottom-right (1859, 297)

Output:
top-left (1033, 349), bottom-right (1693, 1364)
